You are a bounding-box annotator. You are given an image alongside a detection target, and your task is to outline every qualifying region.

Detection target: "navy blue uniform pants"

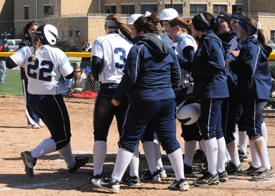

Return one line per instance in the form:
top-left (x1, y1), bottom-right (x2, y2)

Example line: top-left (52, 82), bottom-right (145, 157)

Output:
top-left (199, 98), bottom-right (224, 140)
top-left (93, 83), bottom-right (128, 141)
top-left (242, 99), bottom-right (267, 139)
top-left (28, 94), bottom-right (71, 150)
top-left (119, 98), bottom-right (181, 154)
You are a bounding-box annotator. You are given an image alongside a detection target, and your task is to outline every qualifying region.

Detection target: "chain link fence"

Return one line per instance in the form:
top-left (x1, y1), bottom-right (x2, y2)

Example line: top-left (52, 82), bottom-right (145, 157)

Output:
top-left (63, 56), bottom-right (99, 99)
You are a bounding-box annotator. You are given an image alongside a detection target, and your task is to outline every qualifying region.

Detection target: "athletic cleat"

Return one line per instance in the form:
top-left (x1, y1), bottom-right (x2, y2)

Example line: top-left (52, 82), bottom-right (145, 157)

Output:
top-left (226, 161), bottom-right (243, 175)
top-left (21, 151), bottom-right (37, 178)
top-left (141, 170), bottom-right (161, 182)
top-left (38, 119), bottom-right (44, 127)
top-left (32, 124), bottom-right (40, 129)
top-left (193, 149), bottom-right (207, 163)
top-left (169, 178), bottom-right (188, 191)
top-left (239, 163), bottom-right (262, 176)
top-left (238, 150), bottom-right (248, 161)
top-left (193, 172), bottom-right (219, 186)
top-left (184, 164), bottom-right (203, 178)
top-left (158, 167), bottom-right (167, 178)
top-left (91, 174), bottom-right (102, 187)
top-left (121, 174), bottom-right (140, 186)
top-left (218, 171), bottom-right (228, 182)
top-left (99, 178), bottom-right (120, 193)
top-left (250, 167), bottom-right (274, 181)
top-left (68, 156), bottom-right (89, 173)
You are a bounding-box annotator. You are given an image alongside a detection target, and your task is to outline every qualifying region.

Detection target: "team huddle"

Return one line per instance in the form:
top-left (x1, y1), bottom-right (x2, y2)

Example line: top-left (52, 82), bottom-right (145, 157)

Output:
top-left (6, 7), bottom-right (274, 193)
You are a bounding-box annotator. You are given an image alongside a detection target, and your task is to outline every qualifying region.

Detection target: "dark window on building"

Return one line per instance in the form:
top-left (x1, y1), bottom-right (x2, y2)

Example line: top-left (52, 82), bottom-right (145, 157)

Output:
top-left (164, 4), bottom-right (183, 15)
top-left (24, 7), bottom-right (29, 19)
top-left (75, 30), bottom-right (80, 39)
top-left (213, 5), bottom-right (227, 16)
top-left (190, 4), bottom-right (207, 16)
top-left (121, 5), bottom-right (135, 14)
top-left (44, 5), bottom-right (54, 16)
top-left (105, 6), bottom-right (116, 14)
top-left (232, 5), bottom-right (244, 13)
top-left (141, 4), bottom-right (158, 14)
top-left (271, 31), bottom-right (275, 44)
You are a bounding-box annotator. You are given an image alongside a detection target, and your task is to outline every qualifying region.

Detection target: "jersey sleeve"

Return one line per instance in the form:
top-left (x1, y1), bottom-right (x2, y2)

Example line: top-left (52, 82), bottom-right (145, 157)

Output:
top-left (58, 52), bottom-right (73, 77)
top-left (91, 38), bottom-right (103, 59)
top-left (178, 36), bottom-right (194, 51)
top-left (9, 48), bottom-right (26, 68)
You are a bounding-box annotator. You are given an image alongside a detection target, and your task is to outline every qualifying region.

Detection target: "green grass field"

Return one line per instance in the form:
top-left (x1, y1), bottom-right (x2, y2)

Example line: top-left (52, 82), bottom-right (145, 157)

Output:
top-left (0, 70), bottom-right (23, 95)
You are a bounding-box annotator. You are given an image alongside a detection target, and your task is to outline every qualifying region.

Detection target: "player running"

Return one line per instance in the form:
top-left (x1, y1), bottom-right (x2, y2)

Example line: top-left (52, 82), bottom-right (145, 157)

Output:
top-left (6, 24), bottom-right (89, 177)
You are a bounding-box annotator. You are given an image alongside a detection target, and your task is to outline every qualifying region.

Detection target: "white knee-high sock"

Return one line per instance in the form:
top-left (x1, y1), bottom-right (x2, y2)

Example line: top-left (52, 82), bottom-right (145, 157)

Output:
top-left (168, 148), bottom-right (185, 181)
top-left (58, 142), bottom-right (76, 168)
top-left (153, 137), bottom-right (163, 169)
top-left (234, 125), bottom-right (239, 144)
top-left (31, 138), bottom-right (56, 158)
top-left (143, 141), bottom-right (157, 174)
top-left (217, 137), bottom-right (227, 173)
top-left (261, 121), bottom-right (268, 143)
top-left (129, 143), bottom-right (140, 177)
top-left (184, 140), bottom-right (197, 167)
top-left (93, 141), bottom-right (107, 176)
top-left (226, 140), bottom-right (241, 167)
top-left (112, 148), bottom-right (133, 181)
top-left (239, 131), bottom-right (248, 153)
top-left (205, 138), bottom-right (218, 176)
top-left (249, 140), bottom-right (261, 168)
top-left (225, 149), bottom-right (231, 162)
top-left (199, 139), bottom-right (207, 158)
top-left (253, 137), bottom-right (270, 169)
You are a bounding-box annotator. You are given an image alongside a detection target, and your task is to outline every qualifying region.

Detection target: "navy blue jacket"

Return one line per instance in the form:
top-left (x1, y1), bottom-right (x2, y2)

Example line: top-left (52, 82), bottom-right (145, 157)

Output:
top-left (113, 33), bottom-right (181, 103)
top-left (191, 30), bottom-right (229, 99)
top-left (229, 36), bottom-right (272, 101)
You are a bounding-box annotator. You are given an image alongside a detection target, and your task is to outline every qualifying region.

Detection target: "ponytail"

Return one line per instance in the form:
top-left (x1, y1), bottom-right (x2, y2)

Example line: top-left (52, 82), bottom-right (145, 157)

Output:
top-left (106, 14), bottom-right (132, 40)
top-left (32, 37), bottom-right (42, 62)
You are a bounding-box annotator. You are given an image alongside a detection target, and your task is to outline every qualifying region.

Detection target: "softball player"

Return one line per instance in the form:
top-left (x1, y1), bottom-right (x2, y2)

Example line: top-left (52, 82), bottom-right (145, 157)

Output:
top-left (19, 21), bottom-right (44, 129)
top-left (190, 12), bottom-right (229, 186)
top-left (168, 17), bottom-right (203, 178)
top-left (6, 24), bottom-right (89, 177)
top-left (160, 8), bottom-right (178, 49)
top-left (227, 17), bottom-right (274, 181)
top-left (90, 14), bottom-right (133, 186)
top-left (93, 15), bottom-right (188, 193)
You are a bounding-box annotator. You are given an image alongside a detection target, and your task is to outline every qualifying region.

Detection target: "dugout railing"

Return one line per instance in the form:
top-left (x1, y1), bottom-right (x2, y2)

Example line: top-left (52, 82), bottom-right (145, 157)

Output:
top-left (1, 51), bottom-right (275, 100)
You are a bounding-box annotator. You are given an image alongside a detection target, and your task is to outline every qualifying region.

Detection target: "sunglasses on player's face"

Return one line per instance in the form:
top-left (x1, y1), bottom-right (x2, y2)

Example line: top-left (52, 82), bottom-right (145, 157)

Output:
top-left (74, 71), bottom-right (81, 73)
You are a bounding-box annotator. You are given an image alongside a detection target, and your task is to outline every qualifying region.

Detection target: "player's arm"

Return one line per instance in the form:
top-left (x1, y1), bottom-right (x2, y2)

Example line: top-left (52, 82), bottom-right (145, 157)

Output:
top-left (6, 48), bottom-right (25, 69)
top-left (6, 57), bottom-right (18, 69)
top-left (91, 39), bottom-right (104, 81)
top-left (58, 54), bottom-right (74, 79)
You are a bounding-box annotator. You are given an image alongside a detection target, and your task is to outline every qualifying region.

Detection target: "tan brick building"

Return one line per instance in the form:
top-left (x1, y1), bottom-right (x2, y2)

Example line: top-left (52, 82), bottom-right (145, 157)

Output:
top-left (1, 0), bottom-right (275, 49)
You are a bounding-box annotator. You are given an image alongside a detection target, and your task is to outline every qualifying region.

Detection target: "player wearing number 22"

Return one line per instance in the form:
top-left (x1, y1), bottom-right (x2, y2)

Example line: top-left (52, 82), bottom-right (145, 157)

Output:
top-left (6, 24), bottom-right (88, 177)
top-left (90, 14), bottom-right (133, 181)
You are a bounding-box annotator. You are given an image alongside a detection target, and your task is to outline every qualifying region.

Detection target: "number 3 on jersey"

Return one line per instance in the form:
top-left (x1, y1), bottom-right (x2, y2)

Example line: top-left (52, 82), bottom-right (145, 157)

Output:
top-left (114, 48), bottom-right (126, 69)
top-left (27, 57), bottom-right (54, 81)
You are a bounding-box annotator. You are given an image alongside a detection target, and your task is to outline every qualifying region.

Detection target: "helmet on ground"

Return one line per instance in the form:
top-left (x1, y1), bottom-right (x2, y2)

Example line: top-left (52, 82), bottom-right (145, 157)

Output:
top-left (160, 8), bottom-right (179, 21)
top-left (35, 24), bottom-right (61, 45)
top-left (128, 14), bottom-right (143, 25)
top-left (176, 101), bottom-right (201, 125)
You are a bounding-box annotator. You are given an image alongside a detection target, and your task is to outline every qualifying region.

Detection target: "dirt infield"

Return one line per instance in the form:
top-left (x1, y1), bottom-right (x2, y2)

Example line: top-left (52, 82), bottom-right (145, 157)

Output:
top-left (0, 95), bottom-right (275, 196)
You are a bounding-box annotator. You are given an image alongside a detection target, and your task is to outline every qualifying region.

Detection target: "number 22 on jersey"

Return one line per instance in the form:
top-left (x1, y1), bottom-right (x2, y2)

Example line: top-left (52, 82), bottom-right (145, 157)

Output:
top-left (27, 57), bottom-right (54, 81)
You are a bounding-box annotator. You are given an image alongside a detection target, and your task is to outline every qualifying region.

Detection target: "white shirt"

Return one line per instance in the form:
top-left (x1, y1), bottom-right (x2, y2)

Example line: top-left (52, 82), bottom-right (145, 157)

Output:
top-left (91, 33), bottom-right (133, 84)
top-left (176, 34), bottom-right (197, 87)
top-left (10, 45), bottom-right (73, 95)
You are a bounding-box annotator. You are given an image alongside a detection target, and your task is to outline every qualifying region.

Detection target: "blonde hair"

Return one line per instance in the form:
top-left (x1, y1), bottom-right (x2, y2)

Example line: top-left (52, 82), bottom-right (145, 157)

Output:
top-left (32, 37), bottom-right (43, 62)
top-left (106, 14), bottom-right (132, 40)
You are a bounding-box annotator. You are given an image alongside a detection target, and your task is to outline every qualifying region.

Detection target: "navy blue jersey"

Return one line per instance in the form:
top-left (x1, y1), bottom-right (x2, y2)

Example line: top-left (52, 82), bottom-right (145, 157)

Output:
top-left (192, 30), bottom-right (229, 99)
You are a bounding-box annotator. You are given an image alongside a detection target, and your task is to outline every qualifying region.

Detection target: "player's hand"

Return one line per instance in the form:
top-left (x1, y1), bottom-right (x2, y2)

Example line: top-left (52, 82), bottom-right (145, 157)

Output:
top-left (226, 59), bottom-right (232, 70)
top-left (230, 50), bottom-right (240, 58)
top-left (111, 99), bottom-right (121, 107)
